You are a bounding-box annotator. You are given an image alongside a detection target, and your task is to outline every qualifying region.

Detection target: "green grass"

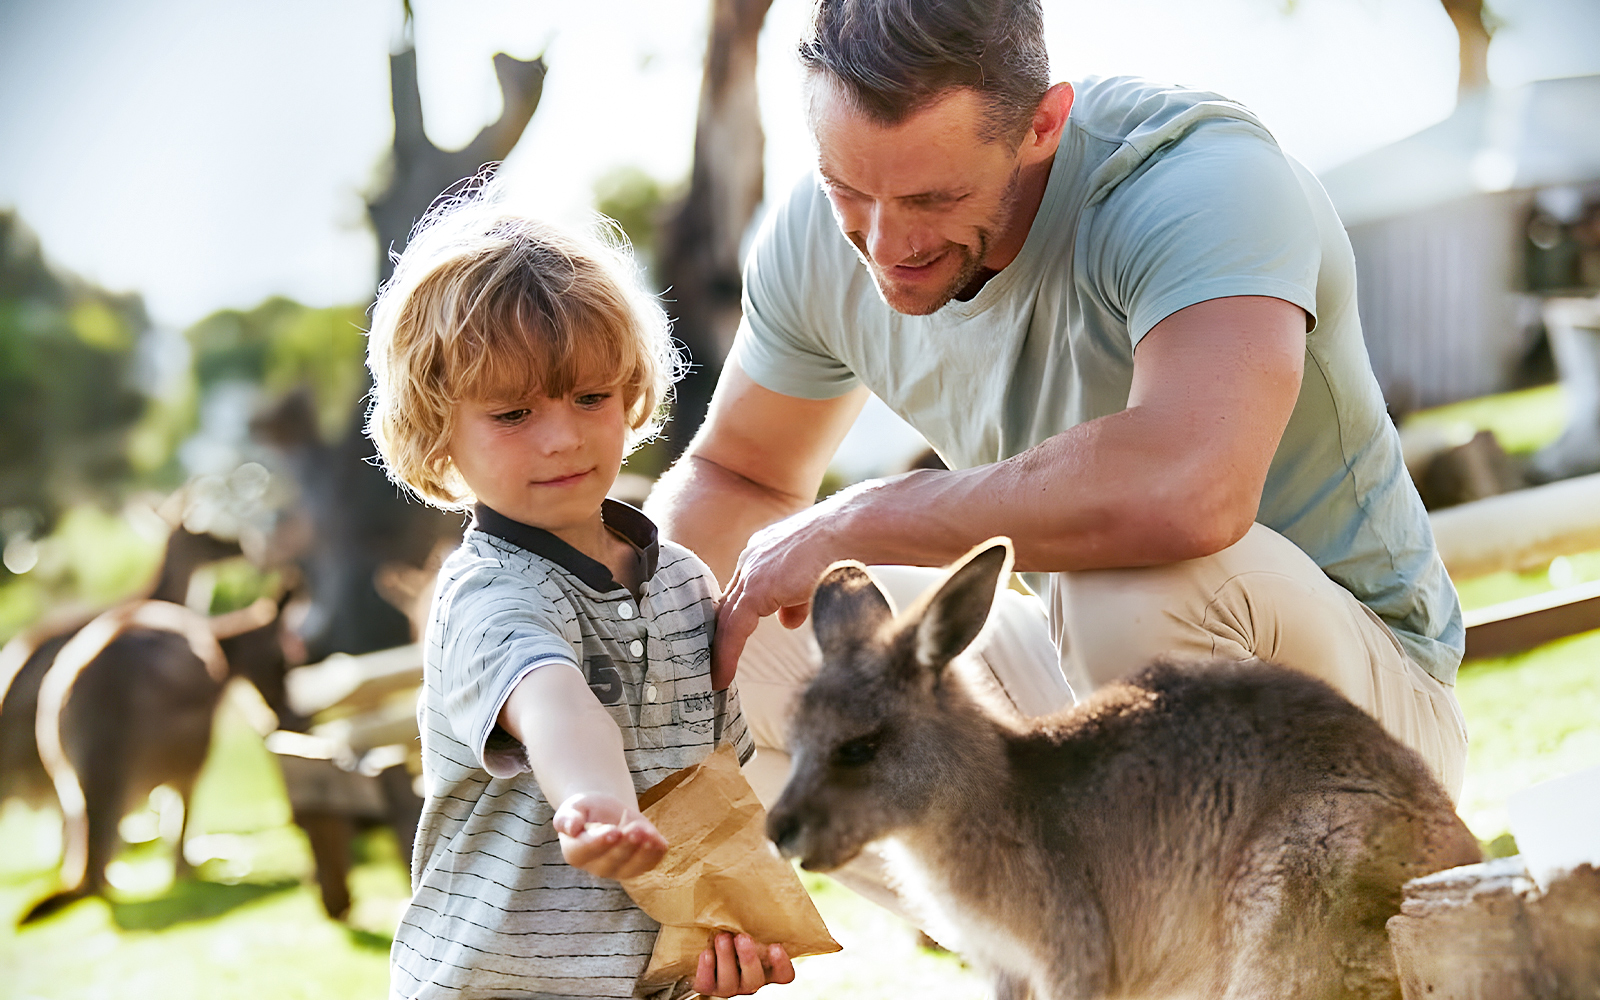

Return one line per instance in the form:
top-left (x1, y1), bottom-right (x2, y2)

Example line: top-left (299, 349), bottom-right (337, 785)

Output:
top-left (1399, 383), bottom-right (1569, 456)
top-left (0, 688), bottom-right (980, 1000)
top-left (1455, 630), bottom-right (1600, 845)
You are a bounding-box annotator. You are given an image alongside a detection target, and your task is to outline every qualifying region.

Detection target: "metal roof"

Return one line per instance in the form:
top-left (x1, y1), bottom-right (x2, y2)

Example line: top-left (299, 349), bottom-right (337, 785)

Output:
top-left (1320, 74), bottom-right (1600, 227)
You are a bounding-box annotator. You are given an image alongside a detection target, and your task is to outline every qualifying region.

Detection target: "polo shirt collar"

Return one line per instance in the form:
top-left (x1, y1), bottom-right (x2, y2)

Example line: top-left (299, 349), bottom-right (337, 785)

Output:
top-left (471, 498), bottom-right (660, 593)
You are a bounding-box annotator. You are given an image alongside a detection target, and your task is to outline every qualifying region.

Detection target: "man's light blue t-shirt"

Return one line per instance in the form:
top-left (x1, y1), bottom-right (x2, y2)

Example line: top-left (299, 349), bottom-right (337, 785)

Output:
top-left (729, 75), bottom-right (1464, 684)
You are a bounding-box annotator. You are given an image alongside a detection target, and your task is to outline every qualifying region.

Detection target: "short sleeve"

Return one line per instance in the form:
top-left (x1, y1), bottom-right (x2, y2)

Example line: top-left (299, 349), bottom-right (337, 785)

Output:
top-left (728, 175), bottom-right (863, 400)
top-left (431, 552), bottom-right (581, 777)
top-left (1084, 118), bottom-right (1321, 347)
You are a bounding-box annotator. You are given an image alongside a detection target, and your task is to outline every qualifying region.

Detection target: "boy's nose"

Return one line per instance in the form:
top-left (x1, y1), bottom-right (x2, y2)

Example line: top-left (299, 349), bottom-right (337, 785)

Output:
top-left (537, 408), bottom-right (584, 453)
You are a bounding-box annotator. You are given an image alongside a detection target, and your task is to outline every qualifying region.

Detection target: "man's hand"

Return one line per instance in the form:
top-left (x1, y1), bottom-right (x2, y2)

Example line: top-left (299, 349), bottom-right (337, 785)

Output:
top-left (552, 792), bottom-right (668, 880)
top-left (713, 479), bottom-right (884, 687)
top-left (694, 932), bottom-right (795, 997)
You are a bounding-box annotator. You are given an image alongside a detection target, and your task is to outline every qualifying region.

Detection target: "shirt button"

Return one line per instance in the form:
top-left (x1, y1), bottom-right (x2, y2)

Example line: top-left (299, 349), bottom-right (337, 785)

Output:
top-left (645, 685), bottom-right (658, 703)
top-left (618, 602), bottom-right (635, 620)
top-left (629, 640), bottom-right (644, 657)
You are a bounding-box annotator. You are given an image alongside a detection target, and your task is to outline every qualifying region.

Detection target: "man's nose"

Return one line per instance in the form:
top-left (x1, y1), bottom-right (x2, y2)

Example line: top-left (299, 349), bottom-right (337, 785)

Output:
top-left (864, 202), bottom-right (917, 268)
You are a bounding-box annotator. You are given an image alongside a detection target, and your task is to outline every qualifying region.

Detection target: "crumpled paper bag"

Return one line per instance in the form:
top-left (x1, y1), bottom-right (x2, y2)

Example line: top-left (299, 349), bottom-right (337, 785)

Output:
top-left (621, 742), bottom-right (841, 989)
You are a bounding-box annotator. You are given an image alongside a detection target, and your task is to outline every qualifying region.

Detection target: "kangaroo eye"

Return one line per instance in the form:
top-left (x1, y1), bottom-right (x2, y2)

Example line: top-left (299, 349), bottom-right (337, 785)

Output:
top-left (834, 736), bottom-right (879, 767)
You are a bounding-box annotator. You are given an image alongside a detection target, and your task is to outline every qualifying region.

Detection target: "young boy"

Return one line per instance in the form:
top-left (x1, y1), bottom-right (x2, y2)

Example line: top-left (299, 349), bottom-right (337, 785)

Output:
top-left (365, 191), bottom-right (793, 999)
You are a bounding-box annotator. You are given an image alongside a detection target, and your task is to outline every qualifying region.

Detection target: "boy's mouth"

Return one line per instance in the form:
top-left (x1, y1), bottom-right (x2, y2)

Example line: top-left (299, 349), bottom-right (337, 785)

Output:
top-left (534, 468), bottom-right (592, 487)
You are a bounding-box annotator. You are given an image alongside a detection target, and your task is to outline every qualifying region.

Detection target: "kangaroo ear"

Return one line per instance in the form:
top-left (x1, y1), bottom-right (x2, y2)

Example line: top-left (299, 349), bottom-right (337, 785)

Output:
top-left (911, 538), bottom-right (1013, 675)
top-left (811, 561), bottom-right (896, 665)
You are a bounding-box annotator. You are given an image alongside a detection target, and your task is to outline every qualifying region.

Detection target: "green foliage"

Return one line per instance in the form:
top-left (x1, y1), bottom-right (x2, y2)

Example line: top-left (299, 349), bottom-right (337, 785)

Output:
top-left (204, 559), bottom-right (282, 615)
top-left (593, 164), bottom-right (674, 280)
top-left (43, 504), bottom-right (165, 605)
top-left (0, 501), bottom-right (168, 643)
top-left (0, 212), bottom-right (151, 542)
top-left (186, 297), bottom-right (371, 441)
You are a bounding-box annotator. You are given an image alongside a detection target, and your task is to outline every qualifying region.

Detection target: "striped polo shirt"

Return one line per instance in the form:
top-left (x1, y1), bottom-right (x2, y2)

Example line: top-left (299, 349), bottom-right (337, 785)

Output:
top-left (391, 499), bottom-right (754, 1000)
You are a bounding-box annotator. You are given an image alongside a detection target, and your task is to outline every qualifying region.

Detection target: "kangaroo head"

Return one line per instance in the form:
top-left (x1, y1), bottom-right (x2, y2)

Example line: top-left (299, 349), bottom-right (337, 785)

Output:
top-left (766, 538), bottom-right (1014, 871)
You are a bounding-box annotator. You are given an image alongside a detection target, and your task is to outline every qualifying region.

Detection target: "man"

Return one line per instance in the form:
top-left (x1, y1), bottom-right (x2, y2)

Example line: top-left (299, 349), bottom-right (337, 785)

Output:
top-left (645, 0), bottom-right (1467, 816)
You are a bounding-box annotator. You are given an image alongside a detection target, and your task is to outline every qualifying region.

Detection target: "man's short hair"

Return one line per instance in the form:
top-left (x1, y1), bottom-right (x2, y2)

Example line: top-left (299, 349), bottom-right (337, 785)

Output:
top-left (365, 184), bottom-right (677, 509)
top-left (798, 0), bottom-right (1051, 143)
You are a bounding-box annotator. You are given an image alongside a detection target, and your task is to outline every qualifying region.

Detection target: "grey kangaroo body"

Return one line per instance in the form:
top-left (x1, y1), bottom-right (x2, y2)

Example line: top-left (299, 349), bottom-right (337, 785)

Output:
top-left (18, 595), bottom-right (294, 924)
top-left (767, 540), bottom-right (1481, 1000)
top-left (0, 527), bottom-right (240, 813)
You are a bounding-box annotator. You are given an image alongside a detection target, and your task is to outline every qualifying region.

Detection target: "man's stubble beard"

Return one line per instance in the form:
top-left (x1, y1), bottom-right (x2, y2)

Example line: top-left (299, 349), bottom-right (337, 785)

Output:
top-left (858, 164), bottom-right (1025, 317)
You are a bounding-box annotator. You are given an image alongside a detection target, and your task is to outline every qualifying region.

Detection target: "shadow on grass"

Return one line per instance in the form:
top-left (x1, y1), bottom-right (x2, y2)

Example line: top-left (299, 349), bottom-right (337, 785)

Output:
top-left (345, 926), bottom-right (394, 951)
top-left (109, 878), bottom-right (300, 931)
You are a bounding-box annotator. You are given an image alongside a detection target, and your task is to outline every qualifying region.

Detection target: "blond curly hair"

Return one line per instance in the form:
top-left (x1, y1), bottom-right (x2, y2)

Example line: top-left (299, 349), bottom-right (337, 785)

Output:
top-left (365, 189), bottom-right (678, 509)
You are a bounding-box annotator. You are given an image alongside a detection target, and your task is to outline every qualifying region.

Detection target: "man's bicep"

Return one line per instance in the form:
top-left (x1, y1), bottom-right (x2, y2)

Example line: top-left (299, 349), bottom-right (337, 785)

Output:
top-left (1128, 296), bottom-right (1305, 534)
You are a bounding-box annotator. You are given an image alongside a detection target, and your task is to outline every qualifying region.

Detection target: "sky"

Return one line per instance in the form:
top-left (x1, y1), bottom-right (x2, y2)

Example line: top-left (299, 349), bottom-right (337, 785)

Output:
top-left (3, 0), bottom-right (1597, 335)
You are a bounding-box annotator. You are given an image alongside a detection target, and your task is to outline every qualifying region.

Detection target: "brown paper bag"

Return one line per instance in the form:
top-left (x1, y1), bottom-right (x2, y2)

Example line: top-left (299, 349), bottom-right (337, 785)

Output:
top-left (620, 742), bottom-right (841, 989)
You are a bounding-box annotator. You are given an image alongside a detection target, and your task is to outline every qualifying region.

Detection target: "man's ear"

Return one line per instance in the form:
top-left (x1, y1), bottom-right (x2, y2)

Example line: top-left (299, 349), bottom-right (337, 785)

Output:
top-left (1025, 82), bottom-right (1075, 157)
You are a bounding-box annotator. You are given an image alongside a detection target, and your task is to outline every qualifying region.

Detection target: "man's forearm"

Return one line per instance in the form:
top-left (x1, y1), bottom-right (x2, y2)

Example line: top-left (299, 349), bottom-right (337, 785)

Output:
top-left (646, 453), bottom-right (817, 585)
top-left (796, 412), bottom-right (1247, 576)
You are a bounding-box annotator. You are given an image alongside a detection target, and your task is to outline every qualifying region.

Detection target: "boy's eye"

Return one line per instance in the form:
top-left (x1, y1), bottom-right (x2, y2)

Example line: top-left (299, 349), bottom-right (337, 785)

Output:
top-left (575, 392), bottom-right (612, 408)
top-left (491, 408), bottom-right (529, 423)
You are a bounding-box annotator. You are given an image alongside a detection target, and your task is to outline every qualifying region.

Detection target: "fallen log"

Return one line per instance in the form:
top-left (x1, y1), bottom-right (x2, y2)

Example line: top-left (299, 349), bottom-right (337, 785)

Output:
top-left (1388, 858), bottom-right (1600, 999)
top-left (1462, 579), bottom-right (1600, 659)
top-left (1429, 470), bottom-right (1600, 581)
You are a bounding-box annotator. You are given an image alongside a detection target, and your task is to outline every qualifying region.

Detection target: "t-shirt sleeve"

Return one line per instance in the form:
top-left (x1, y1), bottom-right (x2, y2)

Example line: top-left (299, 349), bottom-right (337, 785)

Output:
top-left (727, 175), bottom-right (863, 400)
top-left (1084, 118), bottom-right (1321, 347)
top-left (433, 556), bottom-right (583, 778)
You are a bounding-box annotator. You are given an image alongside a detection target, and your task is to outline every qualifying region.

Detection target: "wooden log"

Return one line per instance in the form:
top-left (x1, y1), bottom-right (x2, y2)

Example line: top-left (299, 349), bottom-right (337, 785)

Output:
top-left (284, 644), bottom-right (422, 719)
top-left (311, 698), bottom-right (421, 757)
top-left (1463, 579), bottom-right (1600, 659)
top-left (1388, 858), bottom-right (1600, 999)
top-left (1430, 470), bottom-right (1600, 580)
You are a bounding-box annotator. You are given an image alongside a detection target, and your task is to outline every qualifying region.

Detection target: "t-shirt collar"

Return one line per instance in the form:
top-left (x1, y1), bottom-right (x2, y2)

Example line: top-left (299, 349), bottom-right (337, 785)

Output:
top-left (471, 498), bottom-right (660, 594)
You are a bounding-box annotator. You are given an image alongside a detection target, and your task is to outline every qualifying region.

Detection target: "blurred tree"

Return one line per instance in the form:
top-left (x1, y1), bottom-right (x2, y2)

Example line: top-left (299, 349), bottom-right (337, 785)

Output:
top-left (594, 165), bottom-right (672, 280)
top-left (1439, 0), bottom-right (1493, 99)
top-left (187, 297), bottom-right (371, 442)
top-left (655, 0), bottom-right (774, 456)
top-left (249, 17), bottom-right (548, 662)
top-left (0, 211), bottom-right (150, 564)
top-left (367, 43), bottom-right (546, 282)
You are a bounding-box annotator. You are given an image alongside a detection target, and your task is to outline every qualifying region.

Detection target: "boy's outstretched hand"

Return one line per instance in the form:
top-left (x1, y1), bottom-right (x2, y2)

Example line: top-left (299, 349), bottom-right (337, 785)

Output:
top-left (552, 792), bottom-right (668, 880)
top-left (695, 932), bottom-right (795, 997)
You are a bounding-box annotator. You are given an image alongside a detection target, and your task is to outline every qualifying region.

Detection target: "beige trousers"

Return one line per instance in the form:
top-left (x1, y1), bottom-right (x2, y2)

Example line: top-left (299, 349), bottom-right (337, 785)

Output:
top-left (735, 523), bottom-right (1468, 915)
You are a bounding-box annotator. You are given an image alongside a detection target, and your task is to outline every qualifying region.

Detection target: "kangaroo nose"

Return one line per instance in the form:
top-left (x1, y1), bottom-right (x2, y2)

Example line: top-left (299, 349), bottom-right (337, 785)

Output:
top-left (767, 810), bottom-right (803, 857)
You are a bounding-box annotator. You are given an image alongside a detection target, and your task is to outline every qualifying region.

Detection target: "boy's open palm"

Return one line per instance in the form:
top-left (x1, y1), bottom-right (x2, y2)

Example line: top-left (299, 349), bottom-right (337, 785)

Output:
top-left (553, 792), bottom-right (668, 879)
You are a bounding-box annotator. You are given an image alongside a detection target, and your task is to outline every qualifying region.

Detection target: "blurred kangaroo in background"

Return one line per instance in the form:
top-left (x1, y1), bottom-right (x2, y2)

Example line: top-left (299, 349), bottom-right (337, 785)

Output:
top-left (17, 593), bottom-right (298, 924)
top-left (0, 526), bottom-right (242, 813)
top-left (767, 539), bottom-right (1481, 1000)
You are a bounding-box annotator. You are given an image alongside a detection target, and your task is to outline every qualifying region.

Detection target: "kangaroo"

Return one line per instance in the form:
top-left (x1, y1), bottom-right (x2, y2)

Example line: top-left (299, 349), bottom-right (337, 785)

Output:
top-left (19, 594), bottom-right (296, 924)
top-left (0, 526), bottom-right (241, 813)
top-left (766, 539), bottom-right (1481, 1000)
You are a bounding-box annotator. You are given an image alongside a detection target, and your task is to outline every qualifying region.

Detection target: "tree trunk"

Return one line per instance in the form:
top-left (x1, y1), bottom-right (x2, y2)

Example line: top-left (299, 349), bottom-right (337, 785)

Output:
top-left (658, 0), bottom-right (774, 455)
top-left (366, 47), bottom-right (547, 283)
top-left (1440, 0), bottom-right (1493, 101)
